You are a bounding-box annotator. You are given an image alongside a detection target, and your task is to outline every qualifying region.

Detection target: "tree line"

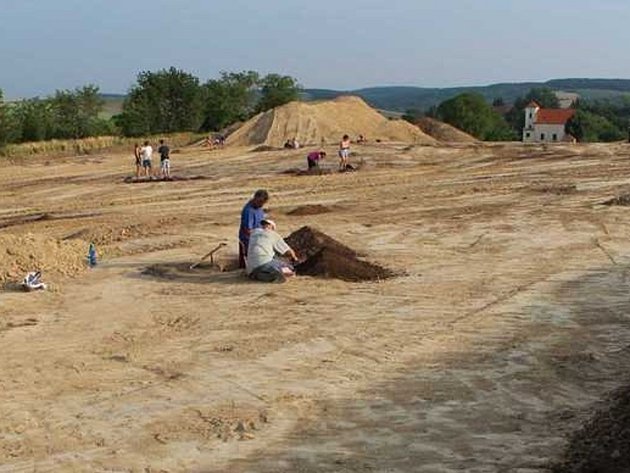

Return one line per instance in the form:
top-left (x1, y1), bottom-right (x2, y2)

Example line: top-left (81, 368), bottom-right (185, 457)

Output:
top-left (403, 87), bottom-right (630, 143)
top-left (0, 68), bottom-right (301, 147)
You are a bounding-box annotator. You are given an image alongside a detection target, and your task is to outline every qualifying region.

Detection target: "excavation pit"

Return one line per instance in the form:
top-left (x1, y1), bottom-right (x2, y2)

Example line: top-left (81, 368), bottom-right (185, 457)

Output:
top-left (142, 259), bottom-right (240, 281)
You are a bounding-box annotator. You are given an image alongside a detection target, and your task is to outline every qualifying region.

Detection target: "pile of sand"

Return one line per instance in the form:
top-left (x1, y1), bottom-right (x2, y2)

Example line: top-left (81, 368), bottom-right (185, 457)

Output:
top-left (0, 234), bottom-right (86, 284)
top-left (414, 117), bottom-right (478, 143)
top-left (285, 226), bottom-right (395, 282)
top-left (551, 384), bottom-right (630, 473)
top-left (227, 96), bottom-right (437, 147)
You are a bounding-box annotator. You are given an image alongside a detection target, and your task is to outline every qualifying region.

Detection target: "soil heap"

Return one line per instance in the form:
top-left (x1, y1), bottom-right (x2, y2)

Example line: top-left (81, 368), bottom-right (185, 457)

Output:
top-left (0, 233), bottom-right (86, 285)
top-left (285, 226), bottom-right (394, 282)
top-left (414, 117), bottom-right (478, 143)
top-left (227, 96), bottom-right (437, 147)
top-left (550, 384), bottom-right (630, 473)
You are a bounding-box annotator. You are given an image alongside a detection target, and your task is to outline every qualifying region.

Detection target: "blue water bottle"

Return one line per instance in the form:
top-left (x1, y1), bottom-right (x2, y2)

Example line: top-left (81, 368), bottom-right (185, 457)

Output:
top-left (88, 242), bottom-right (97, 267)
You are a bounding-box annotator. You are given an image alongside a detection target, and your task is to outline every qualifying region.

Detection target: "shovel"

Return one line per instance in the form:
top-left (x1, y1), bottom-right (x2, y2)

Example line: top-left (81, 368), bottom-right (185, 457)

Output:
top-left (189, 242), bottom-right (228, 270)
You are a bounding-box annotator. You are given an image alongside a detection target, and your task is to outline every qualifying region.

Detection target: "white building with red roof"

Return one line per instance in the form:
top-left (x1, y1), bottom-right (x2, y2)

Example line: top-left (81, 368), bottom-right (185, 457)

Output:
top-left (523, 101), bottom-right (576, 143)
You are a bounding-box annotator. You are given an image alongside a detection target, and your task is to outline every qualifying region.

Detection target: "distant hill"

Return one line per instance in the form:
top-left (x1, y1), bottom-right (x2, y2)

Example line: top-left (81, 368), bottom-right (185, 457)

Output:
top-left (303, 79), bottom-right (630, 112)
top-left (99, 79), bottom-right (630, 119)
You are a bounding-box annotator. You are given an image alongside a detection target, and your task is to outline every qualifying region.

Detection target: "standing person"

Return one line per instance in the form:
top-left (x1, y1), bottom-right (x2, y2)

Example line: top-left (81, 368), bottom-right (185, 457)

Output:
top-left (306, 150), bottom-right (326, 170)
top-left (140, 140), bottom-right (153, 178)
top-left (158, 139), bottom-right (171, 179)
top-left (238, 189), bottom-right (269, 269)
top-left (339, 134), bottom-right (351, 171)
top-left (246, 219), bottom-right (298, 283)
top-left (133, 143), bottom-right (142, 178)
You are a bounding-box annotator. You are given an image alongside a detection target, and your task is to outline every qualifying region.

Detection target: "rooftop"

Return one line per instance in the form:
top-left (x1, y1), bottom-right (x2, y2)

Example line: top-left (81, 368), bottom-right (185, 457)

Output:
top-left (535, 108), bottom-right (576, 125)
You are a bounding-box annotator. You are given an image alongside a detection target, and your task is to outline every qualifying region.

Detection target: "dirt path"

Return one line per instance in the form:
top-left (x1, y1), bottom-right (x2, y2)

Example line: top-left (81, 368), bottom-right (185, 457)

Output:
top-left (2, 142), bottom-right (630, 471)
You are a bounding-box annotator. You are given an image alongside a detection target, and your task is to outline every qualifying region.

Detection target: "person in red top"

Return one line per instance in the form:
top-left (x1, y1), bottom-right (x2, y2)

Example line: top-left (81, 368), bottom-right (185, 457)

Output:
top-left (307, 150), bottom-right (326, 169)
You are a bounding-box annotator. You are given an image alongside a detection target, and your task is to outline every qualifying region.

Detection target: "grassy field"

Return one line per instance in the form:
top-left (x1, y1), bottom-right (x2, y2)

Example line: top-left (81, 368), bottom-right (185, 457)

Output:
top-left (0, 132), bottom-right (205, 160)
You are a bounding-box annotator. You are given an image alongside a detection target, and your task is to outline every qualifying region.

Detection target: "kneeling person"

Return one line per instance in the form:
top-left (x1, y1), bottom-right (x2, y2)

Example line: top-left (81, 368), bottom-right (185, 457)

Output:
top-left (247, 219), bottom-right (298, 283)
top-left (307, 150), bottom-right (326, 169)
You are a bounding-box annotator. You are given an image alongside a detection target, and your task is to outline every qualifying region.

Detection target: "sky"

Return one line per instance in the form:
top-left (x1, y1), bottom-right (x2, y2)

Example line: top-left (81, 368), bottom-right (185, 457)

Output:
top-left (1, 0), bottom-right (629, 98)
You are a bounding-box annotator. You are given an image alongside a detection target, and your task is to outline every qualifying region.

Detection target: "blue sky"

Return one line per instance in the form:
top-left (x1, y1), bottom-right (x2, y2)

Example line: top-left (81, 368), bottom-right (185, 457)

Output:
top-left (0, 0), bottom-right (629, 98)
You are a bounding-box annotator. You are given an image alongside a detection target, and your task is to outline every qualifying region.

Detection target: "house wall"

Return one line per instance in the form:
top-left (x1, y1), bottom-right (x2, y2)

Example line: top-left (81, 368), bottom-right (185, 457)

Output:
top-left (535, 124), bottom-right (566, 142)
top-left (523, 124), bottom-right (567, 143)
top-left (524, 107), bottom-right (538, 130)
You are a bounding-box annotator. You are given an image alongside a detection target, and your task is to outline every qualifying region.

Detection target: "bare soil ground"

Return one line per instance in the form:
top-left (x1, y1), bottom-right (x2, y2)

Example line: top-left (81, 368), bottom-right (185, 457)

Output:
top-left (2, 141), bottom-right (630, 472)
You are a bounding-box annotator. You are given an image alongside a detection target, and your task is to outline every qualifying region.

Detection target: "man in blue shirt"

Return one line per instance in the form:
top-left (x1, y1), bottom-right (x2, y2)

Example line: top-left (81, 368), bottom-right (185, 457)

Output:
top-left (239, 189), bottom-right (269, 268)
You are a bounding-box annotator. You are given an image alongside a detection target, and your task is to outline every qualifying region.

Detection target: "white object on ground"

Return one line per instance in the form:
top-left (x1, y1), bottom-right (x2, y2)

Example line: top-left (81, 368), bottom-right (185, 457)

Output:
top-left (22, 271), bottom-right (47, 291)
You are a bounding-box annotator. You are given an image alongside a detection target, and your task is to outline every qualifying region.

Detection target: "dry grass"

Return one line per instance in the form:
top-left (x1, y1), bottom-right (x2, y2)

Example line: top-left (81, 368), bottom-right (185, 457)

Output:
top-left (0, 132), bottom-right (205, 160)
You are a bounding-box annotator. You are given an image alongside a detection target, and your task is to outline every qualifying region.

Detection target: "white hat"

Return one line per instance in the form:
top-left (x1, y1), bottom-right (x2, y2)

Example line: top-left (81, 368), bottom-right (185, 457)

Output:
top-left (261, 219), bottom-right (276, 230)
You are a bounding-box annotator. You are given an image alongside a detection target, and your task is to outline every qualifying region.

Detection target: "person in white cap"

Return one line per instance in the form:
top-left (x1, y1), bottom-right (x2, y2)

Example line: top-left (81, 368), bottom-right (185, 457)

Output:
top-left (246, 219), bottom-right (298, 283)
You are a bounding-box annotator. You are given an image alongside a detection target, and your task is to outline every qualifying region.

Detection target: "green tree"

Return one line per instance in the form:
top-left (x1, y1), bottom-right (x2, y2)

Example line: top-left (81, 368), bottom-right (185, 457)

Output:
top-left (436, 93), bottom-right (516, 141)
top-left (402, 108), bottom-right (422, 123)
top-left (256, 74), bottom-right (301, 112)
top-left (202, 71), bottom-right (259, 131)
top-left (523, 88), bottom-right (560, 108)
top-left (118, 67), bottom-right (204, 136)
top-left (0, 89), bottom-right (15, 147)
top-left (13, 98), bottom-right (55, 142)
top-left (50, 85), bottom-right (105, 139)
top-left (566, 110), bottom-right (624, 142)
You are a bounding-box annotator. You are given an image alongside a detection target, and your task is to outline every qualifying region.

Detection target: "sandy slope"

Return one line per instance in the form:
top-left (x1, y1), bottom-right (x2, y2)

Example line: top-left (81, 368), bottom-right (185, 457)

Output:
top-left (1, 142), bottom-right (630, 471)
top-left (227, 96), bottom-right (437, 147)
top-left (415, 116), bottom-right (479, 143)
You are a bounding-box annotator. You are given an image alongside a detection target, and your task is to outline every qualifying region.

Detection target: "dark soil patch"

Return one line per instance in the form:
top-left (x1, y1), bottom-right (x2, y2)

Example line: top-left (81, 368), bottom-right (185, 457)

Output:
top-left (123, 175), bottom-right (210, 184)
top-left (281, 162), bottom-right (361, 177)
top-left (602, 194), bottom-right (630, 206)
top-left (550, 383), bottom-right (630, 473)
top-left (0, 211), bottom-right (100, 230)
top-left (286, 204), bottom-right (333, 216)
top-left (252, 145), bottom-right (280, 152)
top-left (285, 226), bottom-right (395, 282)
top-left (142, 258), bottom-right (240, 282)
top-left (281, 168), bottom-right (335, 177)
top-left (532, 184), bottom-right (578, 195)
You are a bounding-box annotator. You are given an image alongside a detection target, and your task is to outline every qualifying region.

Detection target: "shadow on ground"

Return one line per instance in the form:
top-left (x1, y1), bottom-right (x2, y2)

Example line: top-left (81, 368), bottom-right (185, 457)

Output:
top-left (223, 264), bottom-right (630, 472)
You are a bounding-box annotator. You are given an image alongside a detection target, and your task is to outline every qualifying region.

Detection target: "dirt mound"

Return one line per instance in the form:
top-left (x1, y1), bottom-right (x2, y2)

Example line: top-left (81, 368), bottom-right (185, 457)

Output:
top-left (603, 194), bottom-right (630, 206)
top-left (550, 384), bottom-right (630, 473)
top-left (285, 226), bottom-right (394, 282)
top-left (286, 204), bottom-right (333, 216)
top-left (414, 117), bottom-right (478, 143)
top-left (0, 233), bottom-right (86, 284)
top-left (227, 96), bottom-right (437, 147)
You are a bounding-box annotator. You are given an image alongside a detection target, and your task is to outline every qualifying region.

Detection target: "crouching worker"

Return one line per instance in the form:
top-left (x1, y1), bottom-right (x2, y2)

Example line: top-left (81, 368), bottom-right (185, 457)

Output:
top-left (307, 150), bottom-right (326, 169)
top-left (246, 219), bottom-right (299, 283)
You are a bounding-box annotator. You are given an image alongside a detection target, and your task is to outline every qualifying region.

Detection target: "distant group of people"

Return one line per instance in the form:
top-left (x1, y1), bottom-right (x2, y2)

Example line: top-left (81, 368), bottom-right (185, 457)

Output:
top-left (284, 138), bottom-right (300, 149)
top-left (133, 139), bottom-right (171, 179)
top-left (304, 134), bottom-right (354, 171)
top-left (204, 135), bottom-right (226, 148)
